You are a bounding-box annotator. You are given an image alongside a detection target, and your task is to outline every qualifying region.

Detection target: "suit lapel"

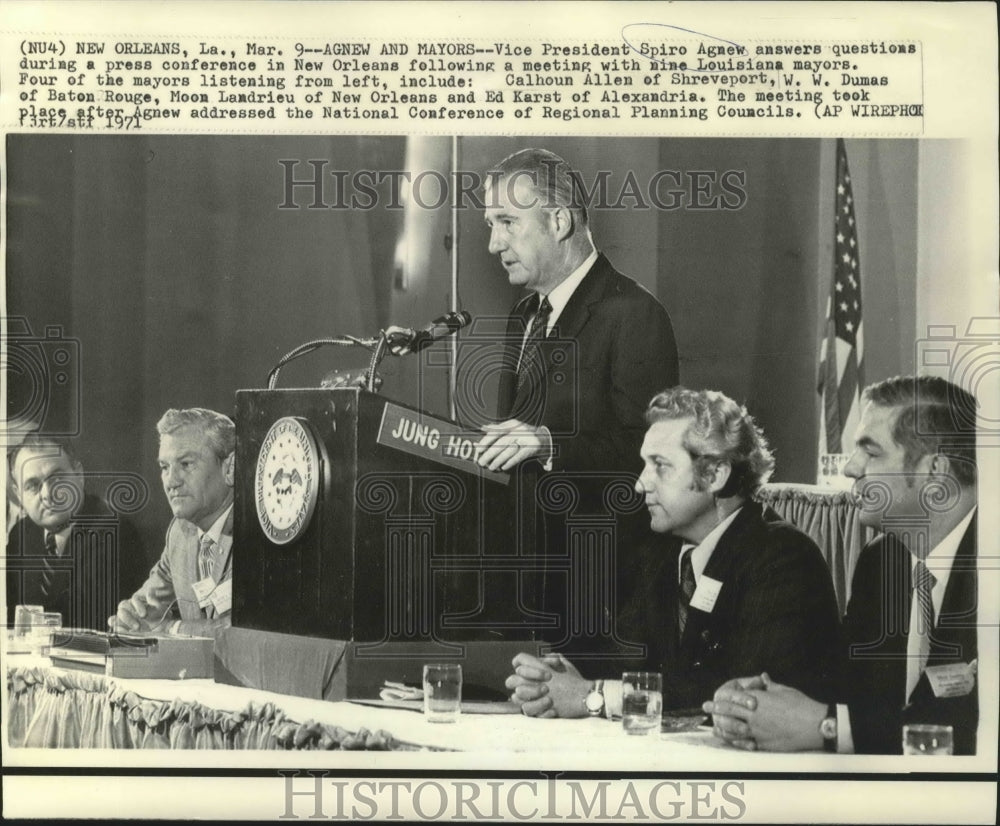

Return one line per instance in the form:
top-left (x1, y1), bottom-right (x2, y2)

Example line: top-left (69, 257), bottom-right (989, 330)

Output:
top-left (211, 509), bottom-right (235, 584)
top-left (678, 504), bottom-right (760, 653)
top-left (507, 255), bottom-right (612, 415)
top-left (931, 512), bottom-right (977, 659)
top-left (182, 522), bottom-right (201, 587)
top-left (659, 542), bottom-right (684, 663)
top-left (548, 253), bottom-right (613, 342)
top-left (902, 512), bottom-right (977, 708)
top-left (497, 294), bottom-right (536, 419)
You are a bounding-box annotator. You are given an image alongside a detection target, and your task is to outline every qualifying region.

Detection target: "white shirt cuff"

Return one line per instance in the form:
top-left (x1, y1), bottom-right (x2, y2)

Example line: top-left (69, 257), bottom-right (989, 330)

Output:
top-left (836, 703), bottom-right (855, 753)
top-left (538, 426), bottom-right (554, 471)
top-left (604, 679), bottom-right (623, 719)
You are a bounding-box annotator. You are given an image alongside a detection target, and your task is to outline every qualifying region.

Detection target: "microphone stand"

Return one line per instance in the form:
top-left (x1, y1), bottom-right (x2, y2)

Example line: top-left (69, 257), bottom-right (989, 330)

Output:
top-left (265, 327), bottom-right (417, 392)
top-left (265, 333), bottom-right (379, 391)
top-left (364, 331), bottom-right (390, 393)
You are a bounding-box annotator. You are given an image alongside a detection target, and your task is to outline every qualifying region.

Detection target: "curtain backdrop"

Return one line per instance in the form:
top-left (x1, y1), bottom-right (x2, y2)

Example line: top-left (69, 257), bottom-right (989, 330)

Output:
top-left (756, 483), bottom-right (873, 612)
top-left (6, 136), bottom-right (916, 573)
top-left (6, 135), bottom-right (405, 567)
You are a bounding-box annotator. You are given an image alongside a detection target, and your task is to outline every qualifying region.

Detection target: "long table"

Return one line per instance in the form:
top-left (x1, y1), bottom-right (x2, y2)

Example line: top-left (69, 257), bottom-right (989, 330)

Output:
top-left (6, 653), bottom-right (726, 759)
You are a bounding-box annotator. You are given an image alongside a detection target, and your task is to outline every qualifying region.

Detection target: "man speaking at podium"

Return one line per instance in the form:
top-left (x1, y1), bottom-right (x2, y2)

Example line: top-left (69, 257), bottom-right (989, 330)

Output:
top-left (474, 148), bottom-right (679, 646)
top-left (111, 408), bottom-right (236, 637)
top-left (475, 147), bottom-right (679, 476)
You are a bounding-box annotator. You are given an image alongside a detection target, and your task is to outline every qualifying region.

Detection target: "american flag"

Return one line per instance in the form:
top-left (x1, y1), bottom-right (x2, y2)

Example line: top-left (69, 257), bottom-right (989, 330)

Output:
top-left (818, 139), bottom-right (864, 475)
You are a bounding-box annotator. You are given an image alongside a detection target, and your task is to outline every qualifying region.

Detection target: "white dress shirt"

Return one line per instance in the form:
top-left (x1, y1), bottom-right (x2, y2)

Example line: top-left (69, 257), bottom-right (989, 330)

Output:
top-left (45, 523), bottom-right (73, 556)
top-left (904, 506), bottom-right (976, 700)
top-left (518, 249), bottom-right (598, 470)
top-left (679, 506), bottom-right (743, 586)
top-left (542, 249), bottom-right (598, 335)
top-left (519, 249), bottom-right (598, 358)
top-left (836, 505), bottom-right (976, 753)
top-left (197, 503), bottom-right (234, 576)
top-left (605, 508), bottom-right (743, 718)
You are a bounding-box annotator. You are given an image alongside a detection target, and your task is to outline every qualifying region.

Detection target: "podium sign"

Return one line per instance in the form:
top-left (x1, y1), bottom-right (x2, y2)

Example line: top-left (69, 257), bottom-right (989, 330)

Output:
top-left (376, 402), bottom-right (509, 484)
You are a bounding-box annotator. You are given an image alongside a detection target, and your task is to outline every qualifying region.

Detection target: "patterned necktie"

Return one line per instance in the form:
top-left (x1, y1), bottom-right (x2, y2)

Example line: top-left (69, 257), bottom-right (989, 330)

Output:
top-left (677, 545), bottom-right (697, 641)
top-left (40, 531), bottom-right (58, 599)
top-left (516, 296), bottom-right (552, 394)
top-left (907, 559), bottom-right (937, 698)
top-left (197, 534), bottom-right (217, 583)
top-left (197, 534), bottom-right (218, 618)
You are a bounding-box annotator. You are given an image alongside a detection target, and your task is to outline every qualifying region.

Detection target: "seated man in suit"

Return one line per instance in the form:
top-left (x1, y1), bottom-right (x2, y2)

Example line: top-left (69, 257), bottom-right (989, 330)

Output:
top-left (505, 387), bottom-right (840, 717)
top-left (111, 408), bottom-right (235, 637)
top-left (706, 375), bottom-right (979, 754)
top-left (6, 433), bottom-right (145, 631)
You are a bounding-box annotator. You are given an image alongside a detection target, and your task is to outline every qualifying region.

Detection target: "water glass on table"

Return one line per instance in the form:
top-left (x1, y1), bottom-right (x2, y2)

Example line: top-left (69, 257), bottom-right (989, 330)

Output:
top-left (423, 663), bottom-right (462, 723)
top-left (903, 724), bottom-right (953, 755)
top-left (622, 671), bottom-right (663, 735)
top-left (11, 606), bottom-right (61, 654)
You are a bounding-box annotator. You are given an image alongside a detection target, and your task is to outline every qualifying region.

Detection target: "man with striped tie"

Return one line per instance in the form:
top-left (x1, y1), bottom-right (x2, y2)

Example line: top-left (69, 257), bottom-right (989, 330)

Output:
top-left (706, 376), bottom-right (979, 754)
top-left (6, 434), bottom-right (145, 631)
top-left (475, 147), bottom-right (678, 475)
top-left (475, 148), bottom-right (679, 653)
top-left (111, 408), bottom-right (235, 637)
top-left (505, 388), bottom-right (840, 717)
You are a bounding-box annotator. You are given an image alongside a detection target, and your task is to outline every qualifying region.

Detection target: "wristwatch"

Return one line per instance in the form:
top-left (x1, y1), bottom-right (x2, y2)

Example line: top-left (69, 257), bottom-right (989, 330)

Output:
top-left (819, 703), bottom-right (838, 752)
top-left (585, 679), bottom-right (606, 717)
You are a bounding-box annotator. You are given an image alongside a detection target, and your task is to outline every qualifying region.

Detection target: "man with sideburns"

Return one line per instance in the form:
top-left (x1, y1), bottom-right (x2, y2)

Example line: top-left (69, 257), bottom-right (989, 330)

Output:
top-left (505, 387), bottom-right (840, 718)
top-left (706, 376), bottom-right (979, 755)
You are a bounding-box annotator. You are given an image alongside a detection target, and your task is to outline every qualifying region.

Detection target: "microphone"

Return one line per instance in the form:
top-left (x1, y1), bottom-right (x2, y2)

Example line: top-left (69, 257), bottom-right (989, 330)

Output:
top-left (389, 310), bottom-right (472, 354)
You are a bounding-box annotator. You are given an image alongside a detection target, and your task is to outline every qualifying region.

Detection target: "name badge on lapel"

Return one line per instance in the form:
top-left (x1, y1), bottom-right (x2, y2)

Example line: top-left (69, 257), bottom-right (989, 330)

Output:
top-left (689, 576), bottom-right (723, 614)
top-left (211, 578), bottom-right (233, 615)
top-left (191, 577), bottom-right (216, 610)
top-left (925, 660), bottom-right (977, 698)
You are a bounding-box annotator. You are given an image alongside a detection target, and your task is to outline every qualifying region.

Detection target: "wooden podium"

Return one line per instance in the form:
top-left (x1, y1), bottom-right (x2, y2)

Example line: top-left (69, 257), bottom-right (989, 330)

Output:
top-left (218, 388), bottom-right (546, 700)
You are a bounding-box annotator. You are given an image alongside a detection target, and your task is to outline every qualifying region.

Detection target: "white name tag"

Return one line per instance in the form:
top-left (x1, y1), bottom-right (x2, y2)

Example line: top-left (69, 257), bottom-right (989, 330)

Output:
top-left (191, 576), bottom-right (216, 610)
top-left (211, 578), bottom-right (233, 615)
top-left (925, 661), bottom-right (976, 699)
top-left (689, 575), bottom-right (723, 614)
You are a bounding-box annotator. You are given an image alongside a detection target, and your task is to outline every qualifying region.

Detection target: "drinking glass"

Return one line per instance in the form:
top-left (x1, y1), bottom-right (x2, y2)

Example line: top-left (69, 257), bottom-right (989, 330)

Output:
top-left (903, 724), bottom-right (953, 755)
top-left (423, 663), bottom-right (462, 723)
top-left (622, 671), bottom-right (663, 735)
top-left (13, 605), bottom-right (44, 640)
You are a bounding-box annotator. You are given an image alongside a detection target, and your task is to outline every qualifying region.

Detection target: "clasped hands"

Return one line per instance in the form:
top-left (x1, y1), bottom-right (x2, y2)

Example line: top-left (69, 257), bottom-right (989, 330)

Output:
top-left (506, 657), bottom-right (830, 750)
top-left (702, 672), bottom-right (827, 752)
top-left (476, 419), bottom-right (550, 472)
top-left (505, 652), bottom-right (592, 718)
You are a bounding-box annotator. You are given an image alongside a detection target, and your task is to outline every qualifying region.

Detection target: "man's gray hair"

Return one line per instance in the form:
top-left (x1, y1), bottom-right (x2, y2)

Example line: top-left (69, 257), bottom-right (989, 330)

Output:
top-left (487, 147), bottom-right (589, 225)
top-left (156, 408), bottom-right (235, 459)
top-left (646, 387), bottom-right (775, 498)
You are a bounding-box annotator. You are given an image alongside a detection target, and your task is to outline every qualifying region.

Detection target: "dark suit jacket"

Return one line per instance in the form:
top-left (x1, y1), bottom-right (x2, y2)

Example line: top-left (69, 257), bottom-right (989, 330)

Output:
top-left (619, 502), bottom-right (840, 710)
top-left (5, 494), bottom-right (146, 630)
top-left (131, 510), bottom-right (234, 637)
top-left (840, 514), bottom-right (978, 755)
top-left (496, 253), bottom-right (679, 476)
